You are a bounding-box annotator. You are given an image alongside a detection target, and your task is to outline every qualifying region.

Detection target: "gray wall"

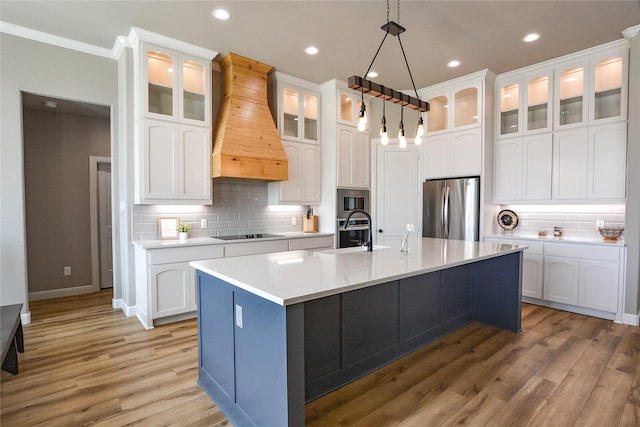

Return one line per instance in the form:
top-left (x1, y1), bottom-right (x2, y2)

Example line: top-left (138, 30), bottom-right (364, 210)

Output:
top-left (0, 34), bottom-right (118, 314)
top-left (23, 108), bottom-right (110, 294)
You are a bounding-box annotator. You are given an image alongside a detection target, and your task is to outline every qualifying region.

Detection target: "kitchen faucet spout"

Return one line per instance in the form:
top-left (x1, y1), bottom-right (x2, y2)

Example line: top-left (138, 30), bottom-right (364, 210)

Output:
top-left (343, 209), bottom-right (373, 251)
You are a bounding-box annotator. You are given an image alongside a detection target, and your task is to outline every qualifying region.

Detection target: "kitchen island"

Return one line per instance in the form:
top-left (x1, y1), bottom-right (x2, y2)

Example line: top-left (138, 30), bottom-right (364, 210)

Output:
top-left (191, 237), bottom-right (525, 426)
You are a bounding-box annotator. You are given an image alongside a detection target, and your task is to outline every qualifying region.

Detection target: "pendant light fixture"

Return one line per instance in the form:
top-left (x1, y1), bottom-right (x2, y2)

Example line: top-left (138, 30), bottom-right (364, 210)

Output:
top-left (348, 0), bottom-right (429, 148)
top-left (380, 89), bottom-right (389, 145)
top-left (398, 105), bottom-right (407, 148)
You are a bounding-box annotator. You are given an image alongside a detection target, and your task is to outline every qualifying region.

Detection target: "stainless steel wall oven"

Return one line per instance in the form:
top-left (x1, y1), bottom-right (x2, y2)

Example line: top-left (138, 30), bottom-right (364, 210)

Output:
top-left (336, 189), bottom-right (370, 248)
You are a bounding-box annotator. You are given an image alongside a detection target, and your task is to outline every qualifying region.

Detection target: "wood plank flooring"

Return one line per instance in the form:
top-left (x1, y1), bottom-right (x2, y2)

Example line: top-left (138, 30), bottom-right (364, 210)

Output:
top-left (1, 290), bottom-right (639, 426)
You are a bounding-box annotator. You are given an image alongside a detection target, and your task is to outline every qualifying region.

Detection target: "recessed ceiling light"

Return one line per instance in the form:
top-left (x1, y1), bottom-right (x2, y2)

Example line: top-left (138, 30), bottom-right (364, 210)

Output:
top-left (367, 71), bottom-right (378, 78)
top-left (447, 60), bottom-right (461, 68)
top-left (304, 46), bottom-right (319, 55)
top-left (43, 101), bottom-right (58, 108)
top-left (523, 33), bottom-right (541, 43)
top-left (212, 9), bottom-right (231, 20)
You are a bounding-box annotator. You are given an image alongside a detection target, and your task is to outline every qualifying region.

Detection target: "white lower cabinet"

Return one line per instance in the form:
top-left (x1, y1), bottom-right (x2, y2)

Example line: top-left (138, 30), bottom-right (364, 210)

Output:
top-left (522, 254), bottom-right (544, 299)
top-left (135, 235), bottom-right (334, 327)
top-left (484, 236), bottom-right (625, 321)
top-left (544, 256), bottom-right (580, 305)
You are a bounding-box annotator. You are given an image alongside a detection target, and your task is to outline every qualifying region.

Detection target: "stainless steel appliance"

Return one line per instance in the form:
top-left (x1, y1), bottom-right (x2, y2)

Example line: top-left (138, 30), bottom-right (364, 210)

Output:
top-left (422, 177), bottom-right (480, 241)
top-left (336, 189), bottom-right (370, 248)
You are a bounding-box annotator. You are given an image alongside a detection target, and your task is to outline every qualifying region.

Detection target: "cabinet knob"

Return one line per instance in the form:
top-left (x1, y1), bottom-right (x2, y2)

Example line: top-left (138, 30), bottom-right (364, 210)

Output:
top-left (378, 229), bottom-right (383, 233)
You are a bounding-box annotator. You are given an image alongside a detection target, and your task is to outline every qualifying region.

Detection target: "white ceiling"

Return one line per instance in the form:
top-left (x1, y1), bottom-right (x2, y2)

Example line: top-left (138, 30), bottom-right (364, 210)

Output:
top-left (2, 1), bottom-right (639, 90)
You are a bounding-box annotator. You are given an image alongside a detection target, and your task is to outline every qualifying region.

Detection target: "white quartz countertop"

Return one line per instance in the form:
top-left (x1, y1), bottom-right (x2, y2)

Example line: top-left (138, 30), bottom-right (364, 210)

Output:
top-left (190, 237), bottom-right (526, 306)
top-left (132, 232), bottom-right (334, 249)
top-left (484, 233), bottom-right (626, 247)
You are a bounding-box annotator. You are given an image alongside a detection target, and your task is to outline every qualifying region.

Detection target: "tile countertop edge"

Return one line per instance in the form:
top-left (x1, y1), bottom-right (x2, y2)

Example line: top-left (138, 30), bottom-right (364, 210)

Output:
top-left (190, 240), bottom-right (527, 306)
top-left (131, 232), bottom-right (335, 249)
top-left (484, 233), bottom-right (626, 247)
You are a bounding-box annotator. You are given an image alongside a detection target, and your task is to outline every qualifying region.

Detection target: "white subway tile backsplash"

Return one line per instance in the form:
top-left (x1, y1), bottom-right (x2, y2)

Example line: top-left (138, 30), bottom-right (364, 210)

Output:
top-left (132, 180), bottom-right (309, 240)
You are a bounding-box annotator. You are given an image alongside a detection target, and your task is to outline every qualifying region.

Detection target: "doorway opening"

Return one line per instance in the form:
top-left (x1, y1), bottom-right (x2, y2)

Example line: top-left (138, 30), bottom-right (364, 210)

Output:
top-left (22, 92), bottom-right (113, 302)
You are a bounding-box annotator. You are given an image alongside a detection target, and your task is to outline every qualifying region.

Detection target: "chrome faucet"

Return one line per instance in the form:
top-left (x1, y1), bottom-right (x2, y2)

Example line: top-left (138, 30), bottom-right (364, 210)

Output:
top-left (343, 209), bottom-right (372, 252)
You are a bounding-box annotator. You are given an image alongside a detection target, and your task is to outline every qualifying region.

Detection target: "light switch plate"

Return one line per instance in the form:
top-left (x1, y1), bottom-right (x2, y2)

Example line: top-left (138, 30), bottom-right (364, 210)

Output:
top-left (201, 219), bottom-right (208, 228)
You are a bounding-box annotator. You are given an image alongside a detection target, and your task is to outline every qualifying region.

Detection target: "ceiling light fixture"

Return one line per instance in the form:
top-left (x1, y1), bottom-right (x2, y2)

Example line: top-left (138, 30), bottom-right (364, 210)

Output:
top-left (523, 33), bottom-right (541, 43)
top-left (43, 100), bottom-right (58, 108)
top-left (304, 46), bottom-right (319, 55)
top-left (447, 60), bottom-right (461, 68)
top-left (348, 0), bottom-right (429, 148)
top-left (212, 9), bottom-right (231, 20)
top-left (367, 71), bottom-right (378, 78)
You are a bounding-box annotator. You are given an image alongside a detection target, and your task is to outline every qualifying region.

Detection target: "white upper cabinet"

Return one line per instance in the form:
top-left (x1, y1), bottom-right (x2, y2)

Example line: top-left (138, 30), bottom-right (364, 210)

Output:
top-left (271, 72), bottom-right (320, 144)
top-left (587, 122), bottom-right (627, 200)
top-left (131, 29), bottom-right (217, 205)
top-left (143, 44), bottom-right (211, 127)
top-left (554, 43), bottom-right (628, 129)
top-left (496, 70), bottom-right (553, 137)
top-left (267, 72), bottom-right (322, 204)
top-left (337, 90), bottom-right (364, 127)
top-left (337, 124), bottom-right (370, 189)
top-left (422, 78), bottom-right (482, 135)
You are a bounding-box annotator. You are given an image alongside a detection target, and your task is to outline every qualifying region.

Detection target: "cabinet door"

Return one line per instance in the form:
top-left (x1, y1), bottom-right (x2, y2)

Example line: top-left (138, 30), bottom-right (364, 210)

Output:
top-left (588, 122), bottom-right (626, 199)
top-left (143, 120), bottom-right (179, 200)
top-left (524, 71), bottom-right (553, 134)
top-left (337, 125), bottom-right (370, 188)
top-left (495, 137), bottom-right (523, 201)
top-left (423, 134), bottom-right (451, 179)
top-left (554, 60), bottom-right (589, 129)
top-left (496, 79), bottom-right (521, 137)
top-left (579, 260), bottom-right (619, 313)
top-left (522, 254), bottom-right (544, 299)
top-left (589, 48), bottom-right (627, 124)
top-left (279, 142), bottom-right (301, 201)
top-left (544, 256), bottom-right (579, 305)
top-left (522, 133), bottom-right (552, 200)
top-left (150, 262), bottom-right (189, 318)
top-left (300, 144), bottom-right (321, 201)
top-left (552, 128), bottom-right (588, 199)
top-left (453, 85), bottom-right (480, 129)
top-left (451, 129), bottom-right (482, 176)
top-left (143, 44), bottom-right (179, 120)
top-left (179, 54), bottom-right (211, 127)
top-left (180, 125), bottom-right (211, 200)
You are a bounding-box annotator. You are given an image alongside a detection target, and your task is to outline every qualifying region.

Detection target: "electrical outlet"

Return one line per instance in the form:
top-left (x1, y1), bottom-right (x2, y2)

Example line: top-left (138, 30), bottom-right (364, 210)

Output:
top-left (201, 219), bottom-right (208, 229)
top-left (235, 305), bottom-right (243, 328)
top-left (64, 266), bottom-right (71, 276)
top-left (596, 220), bottom-right (605, 229)
top-left (291, 217), bottom-right (297, 226)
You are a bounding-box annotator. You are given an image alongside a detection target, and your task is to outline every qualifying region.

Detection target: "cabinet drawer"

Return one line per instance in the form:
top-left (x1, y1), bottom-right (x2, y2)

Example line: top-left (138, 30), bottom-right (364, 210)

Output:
top-left (288, 236), bottom-right (334, 251)
top-left (148, 245), bottom-right (224, 265)
top-left (544, 243), bottom-right (620, 262)
top-left (224, 240), bottom-right (289, 257)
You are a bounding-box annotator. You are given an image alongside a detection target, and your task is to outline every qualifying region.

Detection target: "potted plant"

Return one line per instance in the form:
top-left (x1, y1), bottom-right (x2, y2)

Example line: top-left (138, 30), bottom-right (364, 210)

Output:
top-left (177, 222), bottom-right (192, 242)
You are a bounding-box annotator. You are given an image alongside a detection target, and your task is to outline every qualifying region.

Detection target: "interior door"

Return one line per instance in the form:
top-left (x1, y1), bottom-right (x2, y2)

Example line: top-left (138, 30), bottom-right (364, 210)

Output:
top-left (97, 162), bottom-right (113, 289)
top-left (376, 144), bottom-right (419, 244)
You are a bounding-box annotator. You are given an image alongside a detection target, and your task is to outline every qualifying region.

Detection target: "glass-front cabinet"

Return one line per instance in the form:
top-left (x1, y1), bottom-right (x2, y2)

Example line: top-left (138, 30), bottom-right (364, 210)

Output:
top-left (421, 77), bottom-right (482, 135)
top-left (272, 73), bottom-right (320, 144)
top-left (143, 44), bottom-right (211, 127)
top-left (496, 70), bottom-right (552, 137)
top-left (553, 44), bottom-right (627, 128)
top-left (338, 90), bottom-right (364, 126)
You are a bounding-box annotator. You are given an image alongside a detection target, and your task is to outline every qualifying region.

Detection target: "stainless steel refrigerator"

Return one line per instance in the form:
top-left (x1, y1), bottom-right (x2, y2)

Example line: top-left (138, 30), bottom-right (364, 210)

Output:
top-left (422, 177), bottom-right (480, 241)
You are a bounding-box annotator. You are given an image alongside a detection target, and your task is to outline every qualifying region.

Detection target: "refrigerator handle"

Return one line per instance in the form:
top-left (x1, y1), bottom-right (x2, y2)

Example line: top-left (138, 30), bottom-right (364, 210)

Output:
top-left (443, 186), bottom-right (450, 239)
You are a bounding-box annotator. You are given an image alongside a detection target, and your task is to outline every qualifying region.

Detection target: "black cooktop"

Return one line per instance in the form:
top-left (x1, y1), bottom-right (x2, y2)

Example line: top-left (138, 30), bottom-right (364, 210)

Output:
top-left (213, 233), bottom-right (284, 241)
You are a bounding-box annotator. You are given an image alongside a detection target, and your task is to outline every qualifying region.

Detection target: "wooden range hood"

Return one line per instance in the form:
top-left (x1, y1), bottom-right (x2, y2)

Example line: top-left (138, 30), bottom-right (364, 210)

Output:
top-left (212, 53), bottom-right (288, 181)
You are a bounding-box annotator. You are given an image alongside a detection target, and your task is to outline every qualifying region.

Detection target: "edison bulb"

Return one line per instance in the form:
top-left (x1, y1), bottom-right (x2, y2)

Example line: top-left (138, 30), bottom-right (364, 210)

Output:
top-left (381, 129), bottom-right (389, 145)
top-left (357, 115), bottom-right (367, 131)
top-left (415, 134), bottom-right (422, 146)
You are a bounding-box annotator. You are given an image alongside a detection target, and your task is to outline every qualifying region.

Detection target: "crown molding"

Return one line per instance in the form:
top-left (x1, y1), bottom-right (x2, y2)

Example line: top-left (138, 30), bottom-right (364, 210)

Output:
top-left (622, 24), bottom-right (640, 40)
top-left (0, 21), bottom-right (115, 59)
top-left (128, 27), bottom-right (218, 60)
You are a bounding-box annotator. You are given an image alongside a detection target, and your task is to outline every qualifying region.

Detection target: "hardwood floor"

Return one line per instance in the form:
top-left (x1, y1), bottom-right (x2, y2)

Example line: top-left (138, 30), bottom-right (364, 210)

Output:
top-left (1, 291), bottom-right (639, 426)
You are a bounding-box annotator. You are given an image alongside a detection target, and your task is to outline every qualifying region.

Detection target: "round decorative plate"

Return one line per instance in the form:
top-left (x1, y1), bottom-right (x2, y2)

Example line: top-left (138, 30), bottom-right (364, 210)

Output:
top-left (497, 209), bottom-right (518, 231)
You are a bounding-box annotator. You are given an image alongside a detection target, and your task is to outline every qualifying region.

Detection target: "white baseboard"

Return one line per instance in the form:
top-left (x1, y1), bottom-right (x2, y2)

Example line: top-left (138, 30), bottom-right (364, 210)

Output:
top-left (28, 284), bottom-right (94, 301)
top-left (622, 312), bottom-right (640, 326)
top-left (112, 298), bottom-right (136, 317)
top-left (21, 311), bottom-right (31, 325)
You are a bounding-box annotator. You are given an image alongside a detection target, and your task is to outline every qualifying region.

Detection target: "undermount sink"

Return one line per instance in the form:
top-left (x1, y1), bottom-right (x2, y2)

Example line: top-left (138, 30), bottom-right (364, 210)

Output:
top-left (318, 245), bottom-right (390, 255)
